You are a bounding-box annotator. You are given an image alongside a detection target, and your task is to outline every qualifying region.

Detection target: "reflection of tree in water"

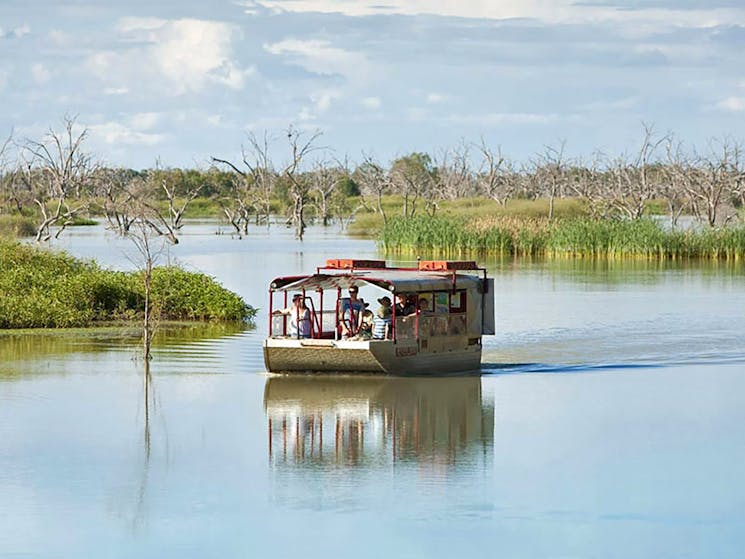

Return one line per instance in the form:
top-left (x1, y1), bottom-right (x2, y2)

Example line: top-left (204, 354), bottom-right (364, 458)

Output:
top-left (264, 376), bottom-right (494, 471)
top-left (0, 322), bottom-right (247, 379)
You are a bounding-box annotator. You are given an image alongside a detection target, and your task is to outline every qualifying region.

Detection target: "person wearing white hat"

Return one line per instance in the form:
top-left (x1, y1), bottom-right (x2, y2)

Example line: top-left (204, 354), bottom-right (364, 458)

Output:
top-left (273, 293), bottom-right (311, 338)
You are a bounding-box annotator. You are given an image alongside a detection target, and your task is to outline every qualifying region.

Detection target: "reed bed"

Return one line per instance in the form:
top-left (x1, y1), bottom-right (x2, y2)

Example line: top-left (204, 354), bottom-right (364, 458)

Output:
top-left (381, 216), bottom-right (745, 260)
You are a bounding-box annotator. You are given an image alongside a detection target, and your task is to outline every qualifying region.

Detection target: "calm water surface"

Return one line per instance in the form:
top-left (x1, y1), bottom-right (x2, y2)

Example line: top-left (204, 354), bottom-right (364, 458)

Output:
top-left (2, 223), bottom-right (745, 558)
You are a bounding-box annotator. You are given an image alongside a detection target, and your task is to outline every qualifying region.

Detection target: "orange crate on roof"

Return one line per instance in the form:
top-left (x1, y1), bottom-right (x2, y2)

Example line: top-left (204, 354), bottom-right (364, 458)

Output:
top-left (418, 260), bottom-right (478, 271)
top-left (325, 259), bottom-right (387, 269)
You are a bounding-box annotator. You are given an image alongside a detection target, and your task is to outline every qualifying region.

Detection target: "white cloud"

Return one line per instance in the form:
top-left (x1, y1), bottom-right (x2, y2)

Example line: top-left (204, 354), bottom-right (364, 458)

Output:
top-left (12, 24), bottom-right (30, 38)
top-left (103, 87), bottom-right (129, 95)
top-left (0, 24), bottom-right (30, 39)
top-left (264, 38), bottom-right (373, 81)
top-left (87, 18), bottom-right (253, 96)
top-left (254, 0), bottom-right (745, 28)
top-left (426, 93), bottom-right (445, 104)
top-left (362, 96), bottom-right (381, 109)
top-left (312, 89), bottom-right (342, 111)
top-left (297, 106), bottom-right (315, 121)
top-left (448, 112), bottom-right (558, 125)
top-left (116, 17), bottom-right (168, 33)
top-left (129, 112), bottom-right (161, 130)
top-left (581, 97), bottom-right (639, 112)
top-left (89, 122), bottom-right (165, 146)
top-left (31, 64), bottom-right (51, 84)
top-left (716, 97), bottom-right (745, 112)
top-left (47, 30), bottom-right (73, 47)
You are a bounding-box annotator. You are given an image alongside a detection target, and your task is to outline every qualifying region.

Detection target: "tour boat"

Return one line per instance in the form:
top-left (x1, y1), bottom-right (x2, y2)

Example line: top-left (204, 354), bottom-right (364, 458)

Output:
top-left (263, 259), bottom-right (495, 375)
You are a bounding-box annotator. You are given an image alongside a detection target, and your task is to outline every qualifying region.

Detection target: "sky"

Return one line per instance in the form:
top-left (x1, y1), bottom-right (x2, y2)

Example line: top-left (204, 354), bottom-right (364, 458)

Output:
top-left (1, 0), bottom-right (744, 169)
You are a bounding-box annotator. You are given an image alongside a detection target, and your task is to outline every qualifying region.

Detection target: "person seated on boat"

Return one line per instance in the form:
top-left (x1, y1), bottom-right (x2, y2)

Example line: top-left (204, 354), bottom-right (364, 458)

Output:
top-left (417, 297), bottom-right (430, 313)
top-left (373, 296), bottom-right (393, 340)
top-left (272, 293), bottom-right (311, 338)
top-left (340, 285), bottom-right (365, 338)
top-left (352, 300), bottom-right (374, 340)
top-left (395, 293), bottom-right (415, 317)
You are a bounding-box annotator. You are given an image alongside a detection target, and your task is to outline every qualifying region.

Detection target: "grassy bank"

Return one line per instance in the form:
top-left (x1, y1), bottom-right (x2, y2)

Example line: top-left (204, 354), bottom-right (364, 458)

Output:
top-left (0, 215), bottom-right (37, 238)
top-left (381, 216), bottom-right (745, 259)
top-left (348, 197), bottom-right (589, 237)
top-left (0, 240), bottom-right (256, 329)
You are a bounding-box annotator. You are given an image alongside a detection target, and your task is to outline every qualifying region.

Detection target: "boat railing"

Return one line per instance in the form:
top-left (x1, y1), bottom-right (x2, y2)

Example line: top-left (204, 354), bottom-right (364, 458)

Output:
top-left (271, 310), bottom-right (339, 339)
top-left (271, 308), bottom-right (468, 341)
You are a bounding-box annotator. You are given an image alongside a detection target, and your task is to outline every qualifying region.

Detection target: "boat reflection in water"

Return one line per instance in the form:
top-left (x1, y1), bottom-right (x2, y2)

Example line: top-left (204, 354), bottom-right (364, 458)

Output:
top-left (264, 375), bottom-right (494, 471)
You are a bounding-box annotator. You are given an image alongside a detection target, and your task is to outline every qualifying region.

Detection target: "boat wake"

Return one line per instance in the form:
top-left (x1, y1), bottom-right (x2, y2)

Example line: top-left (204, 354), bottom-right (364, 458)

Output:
top-left (480, 351), bottom-right (745, 375)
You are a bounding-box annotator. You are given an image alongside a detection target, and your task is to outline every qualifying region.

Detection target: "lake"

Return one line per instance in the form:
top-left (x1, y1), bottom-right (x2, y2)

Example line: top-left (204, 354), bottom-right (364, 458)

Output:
top-left (2, 222), bottom-right (745, 559)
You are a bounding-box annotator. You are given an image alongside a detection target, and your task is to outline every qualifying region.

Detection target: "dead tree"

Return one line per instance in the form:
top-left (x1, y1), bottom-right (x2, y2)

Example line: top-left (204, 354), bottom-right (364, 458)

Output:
top-left (154, 165), bottom-right (204, 231)
top-left (282, 127), bottom-right (322, 240)
top-left (686, 139), bottom-right (736, 227)
top-left (566, 153), bottom-right (615, 219)
top-left (729, 140), bottom-right (745, 219)
top-left (533, 141), bottom-right (568, 221)
top-left (113, 184), bottom-right (181, 361)
top-left (212, 132), bottom-right (277, 236)
top-left (355, 154), bottom-right (392, 225)
top-left (661, 140), bottom-right (692, 227)
top-left (96, 167), bottom-right (139, 235)
top-left (309, 158), bottom-right (347, 226)
top-left (434, 142), bottom-right (473, 201)
top-left (475, 139), bottom-right (516, 206)
top-left (607, 124), bottom-right (667, 220)
top-left (21, 116), bottom-right (96, 242)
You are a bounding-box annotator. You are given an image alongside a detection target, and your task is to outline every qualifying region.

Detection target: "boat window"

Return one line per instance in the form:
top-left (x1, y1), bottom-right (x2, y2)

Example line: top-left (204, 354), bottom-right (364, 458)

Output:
top-left (450, 291), bottom-right (466, 313)
top-left (417, 293), bottom-right (433, 313)
top-left (434, 292), bottom-right (449, 313)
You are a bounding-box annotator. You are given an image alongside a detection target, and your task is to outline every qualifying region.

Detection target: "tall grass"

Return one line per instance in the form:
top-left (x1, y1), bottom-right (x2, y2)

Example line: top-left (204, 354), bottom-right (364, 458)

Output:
top-left (348, 197), bottom-right (589, 237)
top-left (0, 215), bottom-right (36, 238)
top-left (381, 216), bottom-right (745, 260)
top-left (0, 240), bottom-right (256, 329)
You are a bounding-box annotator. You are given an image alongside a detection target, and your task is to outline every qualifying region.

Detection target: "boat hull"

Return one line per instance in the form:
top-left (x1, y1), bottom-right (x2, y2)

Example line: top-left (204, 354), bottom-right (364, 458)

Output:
top-left (263, 337), bottom-right (482, 375)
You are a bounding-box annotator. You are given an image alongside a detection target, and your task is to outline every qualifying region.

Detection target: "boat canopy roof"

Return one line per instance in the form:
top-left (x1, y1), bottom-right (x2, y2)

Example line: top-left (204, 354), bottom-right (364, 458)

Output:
top-left (270, 269), bottom-right (484, 294)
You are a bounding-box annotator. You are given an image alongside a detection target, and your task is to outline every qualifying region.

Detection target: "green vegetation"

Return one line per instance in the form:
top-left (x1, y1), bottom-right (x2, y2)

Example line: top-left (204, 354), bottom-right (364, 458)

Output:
top-left (381, 216), bottom-right (745, 260)
top-left (0, 240), bottom-right (256, 329)
top-left (349, 197), bottom-right (589, 238)
top-left (0, 215), bottom-right (36, 237)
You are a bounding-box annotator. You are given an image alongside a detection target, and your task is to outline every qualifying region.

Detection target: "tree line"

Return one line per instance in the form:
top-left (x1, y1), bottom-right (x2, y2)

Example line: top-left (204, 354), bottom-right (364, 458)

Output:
top-left (1, 118), bottom-right (744, 243)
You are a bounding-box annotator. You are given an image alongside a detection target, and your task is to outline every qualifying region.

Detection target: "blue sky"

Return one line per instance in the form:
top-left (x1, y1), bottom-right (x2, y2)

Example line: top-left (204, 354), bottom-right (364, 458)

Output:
top-left (1, 0), bottom-right (744, 168)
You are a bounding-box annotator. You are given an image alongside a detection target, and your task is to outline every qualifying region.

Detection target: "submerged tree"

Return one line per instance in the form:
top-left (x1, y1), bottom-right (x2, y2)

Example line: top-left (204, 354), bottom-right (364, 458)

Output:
top-left (19, 116), bottom-right (97, 242)
top-left (281, 127), bottom-right (322, 240)
top-left (212, 132), bottom-right (278, 237)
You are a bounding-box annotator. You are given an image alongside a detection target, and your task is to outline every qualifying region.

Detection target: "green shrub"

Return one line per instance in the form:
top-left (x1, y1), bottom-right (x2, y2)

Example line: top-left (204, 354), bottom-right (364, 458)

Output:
top-left (0, 240), bottom-right (256, 329)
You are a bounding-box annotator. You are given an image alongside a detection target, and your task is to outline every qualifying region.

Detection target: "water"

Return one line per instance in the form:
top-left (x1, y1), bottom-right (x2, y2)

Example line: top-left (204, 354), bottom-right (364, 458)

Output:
top-left (2, 222), bottom-right (745, 558)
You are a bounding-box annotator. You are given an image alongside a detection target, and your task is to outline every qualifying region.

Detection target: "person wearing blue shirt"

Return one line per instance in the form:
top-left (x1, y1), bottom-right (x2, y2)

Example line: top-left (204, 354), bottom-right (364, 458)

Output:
top-left (340, 285), bottom-right (365, 338)
top-left (373, 296), bottom-right (392, 340)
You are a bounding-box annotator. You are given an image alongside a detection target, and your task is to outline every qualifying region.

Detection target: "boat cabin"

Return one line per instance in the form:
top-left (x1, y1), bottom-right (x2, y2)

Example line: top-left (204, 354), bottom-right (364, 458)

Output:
top-left (264, 259), bottom-right (494, 375)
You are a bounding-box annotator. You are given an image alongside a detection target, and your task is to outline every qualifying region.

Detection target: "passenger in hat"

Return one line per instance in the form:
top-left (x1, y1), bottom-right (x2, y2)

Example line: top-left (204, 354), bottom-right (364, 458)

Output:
top-left (273, 293), bottom-right (311, 338)
top-left (373, 296), bottom-right (392, 339)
